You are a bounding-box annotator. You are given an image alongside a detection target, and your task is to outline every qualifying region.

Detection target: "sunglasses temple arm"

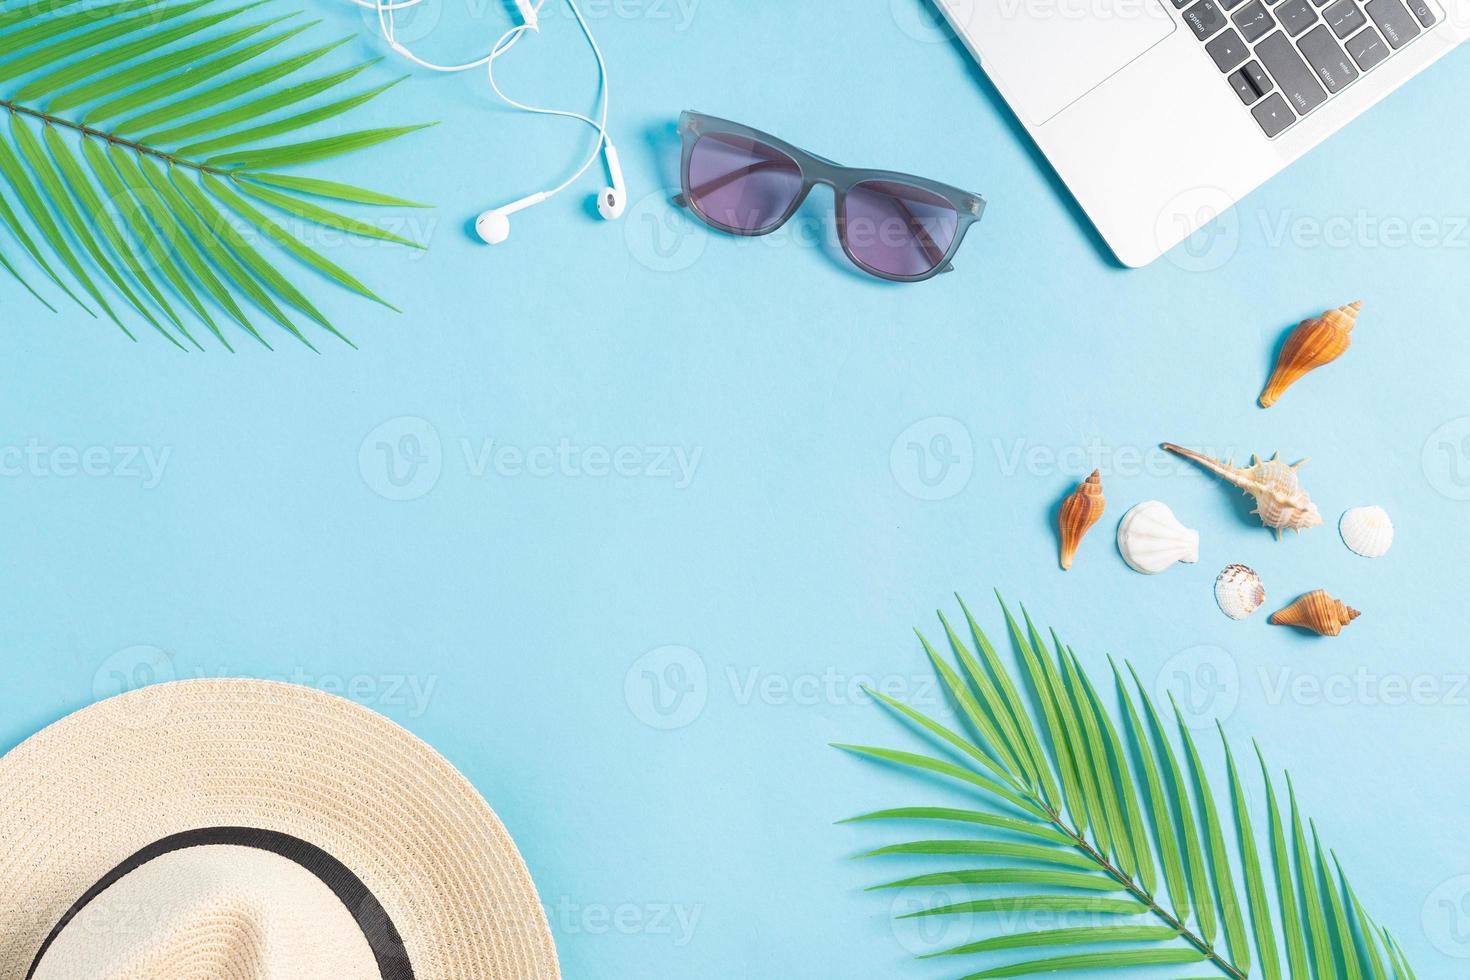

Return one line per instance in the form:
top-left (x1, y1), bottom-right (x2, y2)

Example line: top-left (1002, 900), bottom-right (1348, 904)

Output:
top-left (676, 159), bottom-right (792, 207)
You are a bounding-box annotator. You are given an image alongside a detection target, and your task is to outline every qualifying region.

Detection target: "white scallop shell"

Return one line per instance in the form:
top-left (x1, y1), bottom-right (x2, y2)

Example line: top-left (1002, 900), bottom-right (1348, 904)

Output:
top-left (1214, 564), bottom-right (1265, 620)
top-left (1339, 505), bottom-right (1393, 558)
top-left (1117, 501), bottom-right (1200, 574)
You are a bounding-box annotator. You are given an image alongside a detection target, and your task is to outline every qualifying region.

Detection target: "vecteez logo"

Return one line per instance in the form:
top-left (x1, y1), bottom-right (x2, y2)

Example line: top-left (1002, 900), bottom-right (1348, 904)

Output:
top-left (1423, 416), bottom-right (1470, 501)
top-left (1155, 645), bottom-right (1240, 727)
top-left (1157, 186), bottom-right (1241, 272)
top-left (624, 646), bottom-right (708, 730)
top-left (359, 416), bottom-right (443, 502)
top-left (358, 417), bottom-right (703, 501)
top-left (890, 416), bottom-right (975, 501)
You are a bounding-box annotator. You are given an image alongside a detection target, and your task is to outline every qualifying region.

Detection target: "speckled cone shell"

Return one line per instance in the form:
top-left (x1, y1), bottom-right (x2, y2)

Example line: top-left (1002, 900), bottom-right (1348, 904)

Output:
top-left (1269, 589), bottom-right (1361, 636)
top-left (1161, 444), bottom-right (1323, 538)
top-left (1259, 301), bottom-right (1360, 408)
top-left (1058, 470), bottom-right (1105, 570)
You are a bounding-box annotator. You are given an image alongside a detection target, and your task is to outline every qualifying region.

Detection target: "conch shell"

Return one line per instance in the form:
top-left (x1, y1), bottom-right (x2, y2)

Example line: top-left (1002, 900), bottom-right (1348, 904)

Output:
top-left (1269, 589), bottom-right (1360, 636)
top-left (1057, 470), bottom-right (1105, 570)
top-left (1162, 443), bottom-right (1323, 538)
top-left (1259, 301), bottom-right (1360, 407)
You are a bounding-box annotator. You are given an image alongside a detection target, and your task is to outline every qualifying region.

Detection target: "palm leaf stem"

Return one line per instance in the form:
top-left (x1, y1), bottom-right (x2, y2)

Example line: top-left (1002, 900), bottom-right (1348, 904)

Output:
top-left (1034, 801), bottom-right (1248, 978)
top-left (1, 98), bottom-right (228, 175)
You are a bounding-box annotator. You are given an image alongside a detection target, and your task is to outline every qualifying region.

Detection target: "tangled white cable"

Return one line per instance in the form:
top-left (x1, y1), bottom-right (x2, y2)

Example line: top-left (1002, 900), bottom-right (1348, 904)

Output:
top-left (350, 0), bottom-right (626, 244)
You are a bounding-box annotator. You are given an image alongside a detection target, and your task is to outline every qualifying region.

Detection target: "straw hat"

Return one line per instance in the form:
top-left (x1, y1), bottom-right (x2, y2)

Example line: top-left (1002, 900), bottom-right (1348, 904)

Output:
top-left (0, 679), bottom-right (560, 979)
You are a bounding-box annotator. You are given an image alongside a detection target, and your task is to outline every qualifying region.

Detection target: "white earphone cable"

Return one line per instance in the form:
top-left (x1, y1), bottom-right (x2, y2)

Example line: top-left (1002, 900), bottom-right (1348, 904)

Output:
top-left (362, 0), bottom-right (612, 198)
top-left (486, 0), bottom-right (610, 197)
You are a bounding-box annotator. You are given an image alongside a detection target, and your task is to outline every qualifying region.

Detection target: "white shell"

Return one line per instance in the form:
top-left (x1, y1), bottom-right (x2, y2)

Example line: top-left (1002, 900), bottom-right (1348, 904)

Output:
top-left (1117, 501), bottom-right (1200, 574)
top-left (1339, 505), bottom-right (1393, 558)
top-left (1214, 564), bottom-right (1265, 620)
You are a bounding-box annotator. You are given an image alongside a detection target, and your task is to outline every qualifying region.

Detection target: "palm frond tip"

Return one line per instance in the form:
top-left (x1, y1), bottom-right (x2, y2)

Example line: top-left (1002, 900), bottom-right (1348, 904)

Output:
top-left (0, 0), bottom-right (431, 348)
top-left (838, 593), bottom-right (1414, 979)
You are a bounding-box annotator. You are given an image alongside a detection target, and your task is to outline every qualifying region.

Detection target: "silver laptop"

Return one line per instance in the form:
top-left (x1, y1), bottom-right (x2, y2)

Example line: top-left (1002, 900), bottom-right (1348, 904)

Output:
top-left (934, 0), bottom-right (1467, 265)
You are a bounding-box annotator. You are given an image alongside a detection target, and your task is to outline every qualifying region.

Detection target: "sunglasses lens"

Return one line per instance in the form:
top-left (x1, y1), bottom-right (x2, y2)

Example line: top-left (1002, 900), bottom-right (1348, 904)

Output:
top-left (843, 180), bottom-right (959, 279)
top-left (686, 132), bottom-right (803, 233)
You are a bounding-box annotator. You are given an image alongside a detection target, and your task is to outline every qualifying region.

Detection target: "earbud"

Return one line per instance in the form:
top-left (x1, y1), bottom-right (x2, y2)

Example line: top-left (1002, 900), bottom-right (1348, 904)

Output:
top-left (512, 0), bottom-right (539, 29)
top-left (596, 142), bottom-right (626, 220)
top-left (365, 0), bottom-right (621, 249)
top-left (475, 191), bottom-right (548, 245)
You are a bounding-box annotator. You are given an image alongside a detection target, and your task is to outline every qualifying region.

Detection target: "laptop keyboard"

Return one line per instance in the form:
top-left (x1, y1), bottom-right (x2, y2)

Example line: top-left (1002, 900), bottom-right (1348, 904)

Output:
top-left (1176, 0), bottom-right (1441, 137)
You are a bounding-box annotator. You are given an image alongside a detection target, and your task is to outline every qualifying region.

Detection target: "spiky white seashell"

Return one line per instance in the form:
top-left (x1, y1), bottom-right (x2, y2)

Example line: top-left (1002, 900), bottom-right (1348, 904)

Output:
top-left (1339, 505), bottom-right (1393, 558)
top-left (1162, 444), bottom-right (1323, 538)
top-left (1117, 501), bottom-right (1200, 574)
top-left (1214, 564), bottom-right (1265, 620)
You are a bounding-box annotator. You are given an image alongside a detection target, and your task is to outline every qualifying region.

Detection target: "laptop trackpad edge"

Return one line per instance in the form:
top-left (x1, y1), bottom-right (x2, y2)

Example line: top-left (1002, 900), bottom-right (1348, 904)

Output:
top-left (938, 0), bottom-right (1177, 125)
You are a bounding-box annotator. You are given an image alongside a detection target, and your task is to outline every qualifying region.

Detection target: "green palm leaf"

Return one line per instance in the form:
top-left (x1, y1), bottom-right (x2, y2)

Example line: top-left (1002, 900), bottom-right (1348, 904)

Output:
top-left (839, 594), bottom-right (1417, 979)
top-left (1220, 729), bottom-right (1280, 980)
top-left (959, 597), bottom-right (1055, 797)
top-left (1111, 657), bottom-right (1190, 922)
top-left (1130, 661), bottom-right (1217, 944)
top-left (922, 925), bottom-right (1179, 959)
top-left (1257, 742), bottom-right (1312, 979)
top-left (1171, 694), bottom-right (1249, 967)
top-left (998, 601), bottom-right (1087, 834)
top-left (838, 806), bottom-right (1072, 846)
top-left (898, 895), bottom-right (1146, 919)
top-left (0, 0), bottom-right (430, 348)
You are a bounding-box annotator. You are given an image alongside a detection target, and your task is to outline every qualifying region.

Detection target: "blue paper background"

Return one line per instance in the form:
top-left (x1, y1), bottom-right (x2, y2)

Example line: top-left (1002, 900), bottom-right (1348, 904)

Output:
top-left (3, 1), bottom-right (1469, 976)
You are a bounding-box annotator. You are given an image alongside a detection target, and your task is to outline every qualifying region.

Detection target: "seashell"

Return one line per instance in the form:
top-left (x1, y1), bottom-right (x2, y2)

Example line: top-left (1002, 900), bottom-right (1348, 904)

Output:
top-left (1259, 301), bottom-right (1360, 408)
top-left (1162, 443), bottom-right (1323, 538)
top-left (1269, 589), bottom-right (1360, 636)
top-left (1117, 500), bottom-right (1199, 574)
top-left (1214, 564), bottom-right (1265, 620)
top-left (1339, 505), bottom-right (1393, 558)
top-left (1058, 470), bottom-right (1105, 570)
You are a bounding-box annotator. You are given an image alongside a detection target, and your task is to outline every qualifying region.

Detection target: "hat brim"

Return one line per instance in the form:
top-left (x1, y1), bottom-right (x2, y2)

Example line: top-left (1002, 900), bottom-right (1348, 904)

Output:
top-left (0, 679), bottom-right (560, 979)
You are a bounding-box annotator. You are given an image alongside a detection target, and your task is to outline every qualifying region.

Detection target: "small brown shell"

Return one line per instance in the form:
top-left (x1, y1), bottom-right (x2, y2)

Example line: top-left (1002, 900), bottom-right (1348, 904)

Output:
top-left (1058, 470), bottom-right (1105, 570)
top-left (1259, 301), bottom-right (1360, 408)
top-left (1268, 589), bottom-right (1361, 636)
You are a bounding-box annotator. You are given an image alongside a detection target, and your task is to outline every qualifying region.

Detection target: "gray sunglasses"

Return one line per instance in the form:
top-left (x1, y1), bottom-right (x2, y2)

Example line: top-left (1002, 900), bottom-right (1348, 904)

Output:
top-left (673, 111), bottom-right (986, 283)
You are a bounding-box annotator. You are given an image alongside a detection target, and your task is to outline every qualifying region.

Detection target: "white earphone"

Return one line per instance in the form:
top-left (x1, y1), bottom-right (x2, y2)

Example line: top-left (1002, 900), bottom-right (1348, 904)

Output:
top-left (478, 138), bottom-right (625, 244)
top-left (351, 0), bottom-right (626, 246)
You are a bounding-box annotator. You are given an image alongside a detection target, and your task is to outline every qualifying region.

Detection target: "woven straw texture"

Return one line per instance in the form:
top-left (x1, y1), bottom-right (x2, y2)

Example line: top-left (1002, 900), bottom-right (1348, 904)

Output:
top-left (33, 845), bottom-right (382, 979)
top-left (0, 679), bottom-right (560, 980)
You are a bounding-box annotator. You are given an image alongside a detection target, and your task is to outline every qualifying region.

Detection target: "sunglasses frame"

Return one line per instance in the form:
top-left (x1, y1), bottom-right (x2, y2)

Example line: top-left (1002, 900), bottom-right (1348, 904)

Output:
top-left (673, 110), bottom-right (986, 283)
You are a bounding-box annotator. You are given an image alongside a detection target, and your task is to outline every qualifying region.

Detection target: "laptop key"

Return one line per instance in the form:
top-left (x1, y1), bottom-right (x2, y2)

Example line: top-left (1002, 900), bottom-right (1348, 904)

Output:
top-left (1206, 28), bottom-right (1251, 69)
top-left (1257, 31), bottom-right (1329, 113)
top-left (1277, 0), bottom-right (1319, 34)
top-left (1323, 0), bottom-right (1368, 34)
top-left (1243, 58), bottom-right (1274, 92)
top-left (1365, 0), bottom-right (1421, 45)
top-left (1228, 60), bottom-right (1272, 102)
top-left (1298, 24), bottom-right (1360, 91)
top-left (1406, 0), bottom-right (1438, 25)
top-left (1184, 0), bottom-right (1228, 37)
top-left (1252, 92), bottom-right (1297, 136)
top-left (1228, 68), bottom-right (1262, 102)
top-left (1233, 0), bottom-right (1278, 40)
top-left (1345, 25), bottom-right (1392, 67)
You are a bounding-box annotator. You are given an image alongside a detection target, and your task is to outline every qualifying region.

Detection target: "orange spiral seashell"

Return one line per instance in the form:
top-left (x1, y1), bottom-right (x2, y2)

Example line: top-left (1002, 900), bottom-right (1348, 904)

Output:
top-left (1259, 301), bottom-right (1360, 408)
top-left (1268, 589), bottom-right (1361, 636)
top-left (1057, 470), bottom-right (1105, 570)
